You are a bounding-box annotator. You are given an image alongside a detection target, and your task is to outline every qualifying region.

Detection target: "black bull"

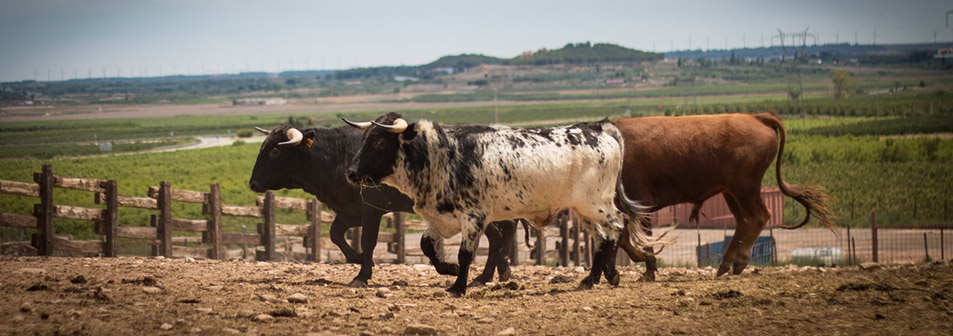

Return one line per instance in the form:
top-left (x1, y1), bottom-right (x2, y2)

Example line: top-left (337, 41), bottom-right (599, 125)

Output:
top-left (247, 124), bottom-right (517, 287)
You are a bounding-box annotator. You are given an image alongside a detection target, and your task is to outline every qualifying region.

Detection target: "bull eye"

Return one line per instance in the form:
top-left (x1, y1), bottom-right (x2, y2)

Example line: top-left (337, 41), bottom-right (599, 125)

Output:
top-left (373, 138), bottom-right (385, 149)
top-left (269, 147), bottom-right (280, 158)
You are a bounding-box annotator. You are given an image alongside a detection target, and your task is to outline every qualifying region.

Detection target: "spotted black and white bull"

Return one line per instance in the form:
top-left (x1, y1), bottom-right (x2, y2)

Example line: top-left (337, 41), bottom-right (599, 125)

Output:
top-left (247, 124), bottom-right (517, 287)
top-left (344, 112), bottom-right (658, 296)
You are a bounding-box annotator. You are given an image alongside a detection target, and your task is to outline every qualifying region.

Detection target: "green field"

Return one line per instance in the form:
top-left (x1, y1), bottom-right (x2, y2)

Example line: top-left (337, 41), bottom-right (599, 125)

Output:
top-left (2, 104), bottom-right (952, 244)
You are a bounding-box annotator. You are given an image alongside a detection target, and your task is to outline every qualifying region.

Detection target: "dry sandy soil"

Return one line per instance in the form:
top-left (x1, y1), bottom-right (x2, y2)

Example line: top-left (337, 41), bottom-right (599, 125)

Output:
top-left (1, 257), bottom-right (952, 336)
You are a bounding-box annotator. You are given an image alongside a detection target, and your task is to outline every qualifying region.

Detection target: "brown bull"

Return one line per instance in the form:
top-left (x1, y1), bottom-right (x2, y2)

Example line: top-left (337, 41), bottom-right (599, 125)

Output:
top-left (614, 112), bottom-right (835, 280)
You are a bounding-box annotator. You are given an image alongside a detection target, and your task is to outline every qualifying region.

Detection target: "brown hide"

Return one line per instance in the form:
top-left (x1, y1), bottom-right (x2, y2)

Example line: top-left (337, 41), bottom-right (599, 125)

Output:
top-left (614, 112), bottom-right (834, 278)
top-left (616, 113), bottom-right (779, 211)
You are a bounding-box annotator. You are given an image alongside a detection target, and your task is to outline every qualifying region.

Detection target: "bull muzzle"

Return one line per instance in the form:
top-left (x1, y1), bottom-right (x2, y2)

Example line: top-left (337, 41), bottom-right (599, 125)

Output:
top-left (248, 180), bottom-right (265, 193)
top-left (345, 168), bottom-right (360, 184)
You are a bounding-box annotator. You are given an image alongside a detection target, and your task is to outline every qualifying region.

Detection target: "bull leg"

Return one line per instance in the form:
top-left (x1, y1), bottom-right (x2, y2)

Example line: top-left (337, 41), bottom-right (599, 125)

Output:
top-left (348, 210), bottom-right (385, 287)
top-left (448, 220), bottom-right (486, 297)
top-left (470, 222), bottom-right (501, 287)
top-left (618, 216), bottom-right (657, 281)
top-left (578, 219), bottom-right (607, 290)
top-left (420, 230), bottom-right (459, 276)
top-left (722, 189), bottom-right (772, 276)
top-left (470, 220), bottom-right (516, 286)
top-left (601, 237), bottom-right (621, 286)
top-left (494, 220), bottom-right (516, 282)
top-left (716, 192), bottom-right (747, 276)
top-left (329, 215), bottom-right (362, 264)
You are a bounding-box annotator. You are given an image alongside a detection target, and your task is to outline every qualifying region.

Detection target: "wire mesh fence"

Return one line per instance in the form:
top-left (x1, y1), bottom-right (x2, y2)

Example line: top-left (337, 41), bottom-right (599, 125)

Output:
top-left (647, 225), bottom-right (950, 268)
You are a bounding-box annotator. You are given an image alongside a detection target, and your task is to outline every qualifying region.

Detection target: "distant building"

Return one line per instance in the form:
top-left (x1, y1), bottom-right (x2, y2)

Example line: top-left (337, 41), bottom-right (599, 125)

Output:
top-left (605, 78), bottom-right (625, 85)
top-left (232, 98), bottom-right (287, 106)
top-left (346, 81), bottom-right (362, 86)
top-left (394, 75), bottom-right (419, 82)
top-left (430, 67), bottom-right (454, 75)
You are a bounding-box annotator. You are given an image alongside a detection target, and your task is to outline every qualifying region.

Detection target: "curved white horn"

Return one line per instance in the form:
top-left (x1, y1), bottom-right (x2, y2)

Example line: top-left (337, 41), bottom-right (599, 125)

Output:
top-left (254, 126), bottom-right (270, 135)
top-left (277, 128), bottom-right (303, 146)
top-left (371, 118), bottom-right (408, 133)
top-left (341, 118), bottom-right (372, 130)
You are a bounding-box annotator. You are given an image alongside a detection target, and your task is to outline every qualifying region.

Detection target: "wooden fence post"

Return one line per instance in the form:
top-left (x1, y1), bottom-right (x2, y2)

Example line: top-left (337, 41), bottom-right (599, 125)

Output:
top-left (923, 233), bottom-right (930, 261)
top-left (846, 224), bottom-right (853, 265)
top-left (261, 191), bottom-right (276, 261)
top-left (349, 227), bottom-right (362, 254)
top-left (509, 223), bottom-right (520, 266)
top-left (851, 237), bottom-right (857, 265)
top-left (559, 213), bottom-right (569, 267)
top-left (32, 164), bottom-right (55, 256)
top-left (206, 183), bottom-right (222, 260)
top-left (583, 231), bottom-right (591, 267)
top-left (871, 210), bottom-right (878, 263)
top-left (572, 213), bottom-right (581, 267)
top-left (102, 180), bottom-right (118, 257)
top-left (307, 199), bottom-right (322, 262)
top-left (157, 181), bottom-right (172, 258)
top-left (535, 227), bottom-right (546, 266)
top-left (394, 212), bottom-right (405, 264)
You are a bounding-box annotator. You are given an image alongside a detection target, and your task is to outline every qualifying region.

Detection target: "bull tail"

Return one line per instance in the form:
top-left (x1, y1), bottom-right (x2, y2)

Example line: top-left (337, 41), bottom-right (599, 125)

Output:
top-left (617, 178), bottom-right (676, 248)
top-left (520, 219), bottom-right (535, 250)
top-left (755, 113), bottom-right (836, 232)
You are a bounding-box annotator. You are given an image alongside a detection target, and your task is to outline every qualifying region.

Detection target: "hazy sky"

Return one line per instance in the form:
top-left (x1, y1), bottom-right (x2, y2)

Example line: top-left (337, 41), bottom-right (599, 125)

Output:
top-left (1, 0), bottom-right (949, 82)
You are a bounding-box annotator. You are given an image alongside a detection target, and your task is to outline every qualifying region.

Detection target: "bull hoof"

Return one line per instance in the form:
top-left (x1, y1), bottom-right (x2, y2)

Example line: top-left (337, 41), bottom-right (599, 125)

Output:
top-left (732, 263), bottom-right (747, 275)
top-left (638, 271), bottom-right (656, 282)
top-left (606, 272), bottom-right (620, 287)
top-left (575, 279), bottom-right (594, 291)
top-left (468, 280), bottom-right (487, 288)
top-left (435, 263), bottom-right (460, 276)
top-left (447, 284), bottom-right (466, 297)
top-left (348, 278), bottom-right (367, 288)
top-left (498, 268), bottom-right (512, 282)
top-left (716, 264), bottom-right (731, 277)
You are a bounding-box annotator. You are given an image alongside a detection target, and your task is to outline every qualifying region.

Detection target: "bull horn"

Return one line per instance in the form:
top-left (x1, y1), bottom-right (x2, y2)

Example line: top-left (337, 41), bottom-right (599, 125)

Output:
top-left (254, 126), bottom-right (270, 135)
top-left (277, 128), bottom-right (303, 146)
top-left (341, 118), bottom-right (372, 130)
top-left (371, 118), bottom-right (408, 133)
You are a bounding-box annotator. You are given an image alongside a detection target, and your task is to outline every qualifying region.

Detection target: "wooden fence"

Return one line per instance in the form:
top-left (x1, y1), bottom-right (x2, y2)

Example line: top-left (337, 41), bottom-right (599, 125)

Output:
top-left (0, 164), bottom-right (408, 262)
top-left (3, 164), bottom-right (821, 269)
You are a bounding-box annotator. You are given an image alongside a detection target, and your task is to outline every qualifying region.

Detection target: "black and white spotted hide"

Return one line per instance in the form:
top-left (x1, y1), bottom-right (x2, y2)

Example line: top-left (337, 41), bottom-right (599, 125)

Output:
top-left (346, 112), bottom-right (655, 296)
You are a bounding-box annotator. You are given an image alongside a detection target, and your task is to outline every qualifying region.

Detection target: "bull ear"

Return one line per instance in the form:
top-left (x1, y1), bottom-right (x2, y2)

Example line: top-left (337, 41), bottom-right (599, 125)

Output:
top-left (399, 123), bottom-right (418, 142)
top-left (301, 129), bottom-right (317, 148)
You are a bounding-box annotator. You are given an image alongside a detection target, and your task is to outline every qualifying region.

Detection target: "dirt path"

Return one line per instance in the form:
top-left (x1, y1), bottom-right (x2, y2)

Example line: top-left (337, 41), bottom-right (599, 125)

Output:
top-left (2, 256), bottom-right (951, 335)
top-left (0, 90), bottom-right (805, 123)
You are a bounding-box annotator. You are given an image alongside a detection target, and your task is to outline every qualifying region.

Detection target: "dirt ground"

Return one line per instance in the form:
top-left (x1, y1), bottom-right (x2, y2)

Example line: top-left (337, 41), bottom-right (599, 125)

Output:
top-left (1, 257), bottom-right (951, 336)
